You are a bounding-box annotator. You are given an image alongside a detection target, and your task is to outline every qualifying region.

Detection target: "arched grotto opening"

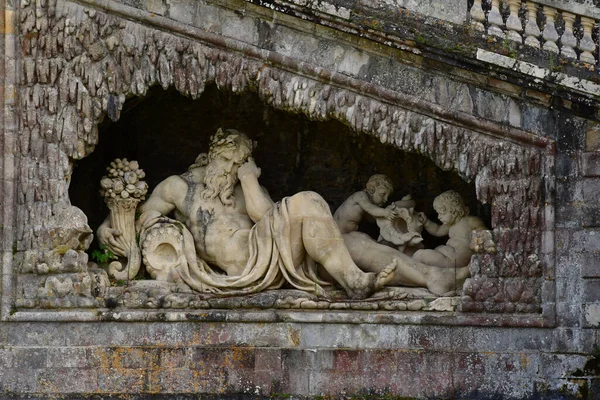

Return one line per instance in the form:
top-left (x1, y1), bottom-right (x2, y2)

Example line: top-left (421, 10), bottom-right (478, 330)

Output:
top-left (7, 0), bottom-right (550, 318)
top-left (69, 84), bottom-right (491, 255)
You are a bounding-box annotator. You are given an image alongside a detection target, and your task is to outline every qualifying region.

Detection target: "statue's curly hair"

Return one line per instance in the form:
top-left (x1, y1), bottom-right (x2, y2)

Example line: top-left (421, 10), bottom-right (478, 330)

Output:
top-left (365, 174), bottom-right (393, 195)
top-left (190, 128), bottom-right (251, 170)
top-left (208, 128), bottom-right (255, 163)
top-left (433, 190), bottom-right (469, 218)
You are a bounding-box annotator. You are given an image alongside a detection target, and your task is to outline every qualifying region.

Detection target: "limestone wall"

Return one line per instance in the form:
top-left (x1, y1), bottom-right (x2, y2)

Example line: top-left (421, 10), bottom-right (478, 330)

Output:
top-left (0, 320), bottom-right (595, 397)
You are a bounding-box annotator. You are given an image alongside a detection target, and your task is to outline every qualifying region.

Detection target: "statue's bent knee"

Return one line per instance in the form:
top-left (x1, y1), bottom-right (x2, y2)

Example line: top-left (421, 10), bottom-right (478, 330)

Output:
top-left (289, 191), bottom-right (331, 216)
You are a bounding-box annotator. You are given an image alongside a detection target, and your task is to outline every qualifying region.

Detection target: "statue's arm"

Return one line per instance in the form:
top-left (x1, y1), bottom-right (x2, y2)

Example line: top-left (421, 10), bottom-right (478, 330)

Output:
top-left (138, 175), bottom-right (185, 215)
top-left (423, 219), bottom-right (450, 237)
top-left (356, 192), bottom-right (394, 219)
top-left (97, 217), bottom-right (126, 256)
top-left (471, 216), bottom-right (487, 231)
top-left (238, 159), bottom-right (274, 223)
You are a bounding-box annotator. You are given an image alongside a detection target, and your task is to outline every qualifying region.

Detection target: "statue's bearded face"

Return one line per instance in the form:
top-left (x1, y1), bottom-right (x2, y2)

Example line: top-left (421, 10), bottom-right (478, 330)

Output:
top-left (201, 131), bottom-right (254, 207)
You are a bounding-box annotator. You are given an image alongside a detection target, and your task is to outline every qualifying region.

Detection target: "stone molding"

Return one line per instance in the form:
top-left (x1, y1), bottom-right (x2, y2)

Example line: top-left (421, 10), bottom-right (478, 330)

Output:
top-left (531, 0), bottom-right (600, 20)
top-left (9, 307), bottom-right (551, 327)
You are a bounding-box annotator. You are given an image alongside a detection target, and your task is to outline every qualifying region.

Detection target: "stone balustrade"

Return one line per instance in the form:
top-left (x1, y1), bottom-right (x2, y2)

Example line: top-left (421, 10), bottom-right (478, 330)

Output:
top-left (469, 0), bottom-right (600, 64)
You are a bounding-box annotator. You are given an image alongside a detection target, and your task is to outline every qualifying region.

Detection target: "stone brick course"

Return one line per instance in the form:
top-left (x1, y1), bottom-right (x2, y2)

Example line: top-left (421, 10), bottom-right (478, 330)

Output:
top-left (0, 322), bottom-right (596, 397)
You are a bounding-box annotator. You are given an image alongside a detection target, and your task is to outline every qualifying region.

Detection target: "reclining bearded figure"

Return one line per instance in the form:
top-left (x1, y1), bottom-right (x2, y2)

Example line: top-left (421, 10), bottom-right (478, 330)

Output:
top-left (97, 127), bottom-right (488, 300)
top-left (98, 128), bottom-right (400, 300)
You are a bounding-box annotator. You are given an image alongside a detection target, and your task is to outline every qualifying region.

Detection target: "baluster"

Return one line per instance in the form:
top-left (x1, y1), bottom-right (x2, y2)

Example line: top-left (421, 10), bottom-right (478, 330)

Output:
top-left (470, 0), bottom-right (486, 32)
top-left (560, 12), bottom-right (577, 59)
top-left (542, 6), bottom-right (559, 53)
top-left (488, 0), bottom-right (505, 38)
top-left (524, 1), bottom-right (541, 48)
top-left (506, 0), bottom-right (523, 42)
top-left (579, 17), bottom-right (597, 64)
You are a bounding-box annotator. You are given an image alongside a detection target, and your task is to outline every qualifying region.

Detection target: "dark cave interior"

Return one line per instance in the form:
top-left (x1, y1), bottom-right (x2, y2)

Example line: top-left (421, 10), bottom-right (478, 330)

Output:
top-left (70, 85), bottom-right (491, 251)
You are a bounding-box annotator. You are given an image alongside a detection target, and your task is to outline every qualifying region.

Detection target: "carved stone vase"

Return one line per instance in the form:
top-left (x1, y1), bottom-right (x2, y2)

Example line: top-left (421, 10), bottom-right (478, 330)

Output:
top-left (376, 198), bottom-right (425, 256)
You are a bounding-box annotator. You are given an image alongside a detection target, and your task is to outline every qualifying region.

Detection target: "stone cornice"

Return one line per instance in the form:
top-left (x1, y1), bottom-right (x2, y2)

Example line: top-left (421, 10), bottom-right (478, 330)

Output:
top-left (8, 308), bottom-right (551, 327)
top-left (533, 0), bottom-right (600, 20)
top-left (241, 0), bottom-right (600, 111)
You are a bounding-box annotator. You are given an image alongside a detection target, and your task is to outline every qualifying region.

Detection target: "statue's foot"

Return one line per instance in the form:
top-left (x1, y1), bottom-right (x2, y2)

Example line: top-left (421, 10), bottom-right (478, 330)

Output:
top-left (426, 266), bottom-right (470, 296)
top-left (347, 260), bottom-right (397, 300)
top-left (374, 259), bottom-right (397, 290)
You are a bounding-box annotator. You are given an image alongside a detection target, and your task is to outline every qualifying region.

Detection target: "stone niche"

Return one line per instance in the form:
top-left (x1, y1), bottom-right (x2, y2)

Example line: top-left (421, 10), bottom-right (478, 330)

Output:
top-left (7, 0), bottom-right (555, 324)
top-left (64, 85), bottom-right (493, 312)
top-left (71, 85), bottom-right (485, 249)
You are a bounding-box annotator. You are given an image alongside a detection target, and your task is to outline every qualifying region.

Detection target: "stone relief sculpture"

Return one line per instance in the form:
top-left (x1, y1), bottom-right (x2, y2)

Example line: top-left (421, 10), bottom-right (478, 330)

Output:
top-left (93, 128), bottom-right (495, 309)
top-left (98, 128), bottom-right (397, 300)
top-left (10, 0), bottom-right (549, 316)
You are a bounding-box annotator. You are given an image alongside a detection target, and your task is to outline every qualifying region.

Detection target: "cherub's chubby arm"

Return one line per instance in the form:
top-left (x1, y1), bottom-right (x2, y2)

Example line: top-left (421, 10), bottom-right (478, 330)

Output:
top-left (238, 159), bottom-right (274, 223)
top-left (355, 191), bottom-right (396, 219)
top-left (422, 216), bottom-right (450, 237)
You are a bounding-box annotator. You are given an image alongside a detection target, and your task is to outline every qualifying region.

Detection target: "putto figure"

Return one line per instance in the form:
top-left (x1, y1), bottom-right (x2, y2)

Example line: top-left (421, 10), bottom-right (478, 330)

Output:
top-left (334, 176), bottom-right (471, 295)
top-left (98, 128), bottom-right (396, 299)
top-left (334, 174), bottom-right (399, 234)
top-left (413, 190), bottom-right (486, 269)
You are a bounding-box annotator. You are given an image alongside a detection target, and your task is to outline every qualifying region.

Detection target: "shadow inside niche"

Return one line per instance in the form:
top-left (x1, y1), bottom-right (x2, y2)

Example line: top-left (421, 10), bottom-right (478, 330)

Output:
top-left (69, 84), bottom-right (490, 252)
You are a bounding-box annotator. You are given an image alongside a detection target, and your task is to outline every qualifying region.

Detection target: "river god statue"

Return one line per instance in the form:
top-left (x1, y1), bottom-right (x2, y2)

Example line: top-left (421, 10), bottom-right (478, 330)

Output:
top-left (98, 128), bottom-right (396, 299)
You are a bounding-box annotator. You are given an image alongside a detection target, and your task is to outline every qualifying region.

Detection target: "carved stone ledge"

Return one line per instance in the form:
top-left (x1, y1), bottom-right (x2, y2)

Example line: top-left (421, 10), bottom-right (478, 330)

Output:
top-left (14, 268), bottom-right (109, 308)
top-left (7, 308), bottom-right (551, 327)
top-left (101, 282), bottom-right (456, 312)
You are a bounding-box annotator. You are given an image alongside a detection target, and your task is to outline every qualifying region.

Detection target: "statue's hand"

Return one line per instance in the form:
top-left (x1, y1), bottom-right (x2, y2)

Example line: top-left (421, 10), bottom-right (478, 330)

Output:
top-left (238, 158), bottom-right (261, 181)
top-left (384, 208), bottom-right (399, 220)
top-left (97, 224), bottom-right (126, 256)
top-left (395, 207), bottom-right (412, 223)
top-left (417, 212), bottom-right (427, 224)
top-left (403, 231), bottom-right (423, 244)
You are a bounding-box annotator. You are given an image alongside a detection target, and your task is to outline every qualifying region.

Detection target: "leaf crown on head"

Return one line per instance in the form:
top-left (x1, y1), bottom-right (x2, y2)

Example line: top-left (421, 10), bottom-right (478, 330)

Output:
top-left (208, 128), bottom-right (255, 162)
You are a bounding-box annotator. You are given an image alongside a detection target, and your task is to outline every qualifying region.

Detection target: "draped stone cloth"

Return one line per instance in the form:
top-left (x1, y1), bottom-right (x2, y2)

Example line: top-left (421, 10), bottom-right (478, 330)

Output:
top-left (138, 197), bottom-right (331, 297)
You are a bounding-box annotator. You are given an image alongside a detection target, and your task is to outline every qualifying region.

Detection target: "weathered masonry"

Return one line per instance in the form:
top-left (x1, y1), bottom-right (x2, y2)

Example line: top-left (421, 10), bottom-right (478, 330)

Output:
top-left (1, 0), bottom-right (599, 397)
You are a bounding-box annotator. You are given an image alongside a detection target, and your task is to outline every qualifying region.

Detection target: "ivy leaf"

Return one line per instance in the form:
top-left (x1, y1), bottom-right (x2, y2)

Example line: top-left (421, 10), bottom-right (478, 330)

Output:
top-left (91, 248), bottom-right (117, 264)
